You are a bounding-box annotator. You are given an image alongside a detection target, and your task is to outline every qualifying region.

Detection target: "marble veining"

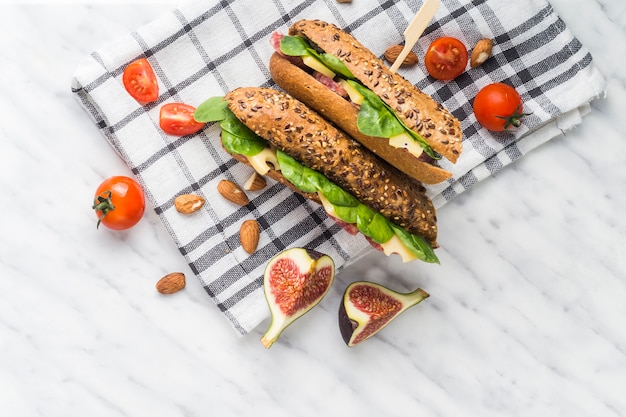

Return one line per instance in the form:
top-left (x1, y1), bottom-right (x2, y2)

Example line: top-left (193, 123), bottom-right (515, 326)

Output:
top-left (1, 1), bottom-right (625, 416)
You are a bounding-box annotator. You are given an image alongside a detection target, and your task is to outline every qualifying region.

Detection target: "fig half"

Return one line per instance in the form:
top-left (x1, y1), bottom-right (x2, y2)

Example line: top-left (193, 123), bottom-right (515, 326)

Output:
top-left (338, 281), bottom-right (429, 346)
top-left (261, 248), bottom-right (335, 348)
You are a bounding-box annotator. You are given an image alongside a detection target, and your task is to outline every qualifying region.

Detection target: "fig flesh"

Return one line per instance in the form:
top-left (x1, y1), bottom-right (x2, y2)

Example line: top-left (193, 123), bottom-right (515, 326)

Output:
top-left (261, 248), bottom-right (335, 348)
top-left (338, 281), bottom-right (429, 346)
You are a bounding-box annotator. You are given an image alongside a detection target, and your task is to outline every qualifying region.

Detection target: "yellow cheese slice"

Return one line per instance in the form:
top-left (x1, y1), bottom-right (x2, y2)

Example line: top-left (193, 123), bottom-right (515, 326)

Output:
top-left (247, 147), bottom-right (279, 175)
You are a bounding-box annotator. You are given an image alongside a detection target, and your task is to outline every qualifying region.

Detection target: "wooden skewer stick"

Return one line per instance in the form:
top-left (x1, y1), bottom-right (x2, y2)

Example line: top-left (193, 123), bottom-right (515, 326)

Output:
top-left (388, 0), bottom-right (440, 73)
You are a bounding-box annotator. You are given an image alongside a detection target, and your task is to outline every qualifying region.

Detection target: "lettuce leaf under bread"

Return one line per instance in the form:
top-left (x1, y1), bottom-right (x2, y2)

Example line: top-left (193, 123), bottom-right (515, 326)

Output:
top-left (195, 96), bottom-right (266, 156)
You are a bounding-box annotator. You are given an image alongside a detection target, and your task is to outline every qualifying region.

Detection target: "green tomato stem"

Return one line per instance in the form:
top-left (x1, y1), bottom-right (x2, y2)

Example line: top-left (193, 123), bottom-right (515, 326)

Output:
top-left (92, 191), bottom-right (114, 229)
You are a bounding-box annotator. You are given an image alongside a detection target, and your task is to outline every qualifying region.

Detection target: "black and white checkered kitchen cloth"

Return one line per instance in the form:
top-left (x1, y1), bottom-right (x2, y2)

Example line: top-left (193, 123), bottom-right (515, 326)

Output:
top-left (72, 0), bottom-right (605, 335)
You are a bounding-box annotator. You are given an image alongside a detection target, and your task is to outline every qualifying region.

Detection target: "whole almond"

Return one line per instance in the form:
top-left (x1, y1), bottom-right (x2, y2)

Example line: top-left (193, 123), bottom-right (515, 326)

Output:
top-left (384, 45), bottom-right (419, 67)
top-left (217, 179), bottom-right (249, 206)
top-left (156, 272), bottom-right (186, 294)
top-left (470, 38), bottom-right (493, 68)
top-left (240, 219), bottom-right (260, 254)
top-left (174, 194), bottom-right (205, 214)
top-left (243, 172), bottom-right (267, 191)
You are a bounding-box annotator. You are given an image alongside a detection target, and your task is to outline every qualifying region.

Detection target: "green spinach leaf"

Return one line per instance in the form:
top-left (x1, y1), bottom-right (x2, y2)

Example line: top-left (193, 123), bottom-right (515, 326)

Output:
top-left (279, 35), bottom-right (311, 57)
top-left (318, 53), bottom-right (354, 79)
top-left (346, 80), bottom-right (442, 160)
top-left (219, 112), bottom-right (265, 156)
top-left (194, 96), bottom-right (229, 123)
top-left (356, 205), bottom-right (395, 244)
top-left (390, 224), bottom-right (440, 264)
top-left (280, 35), bottom-right (354, 79)
top-left (320, 181), bottom-right (360, 207)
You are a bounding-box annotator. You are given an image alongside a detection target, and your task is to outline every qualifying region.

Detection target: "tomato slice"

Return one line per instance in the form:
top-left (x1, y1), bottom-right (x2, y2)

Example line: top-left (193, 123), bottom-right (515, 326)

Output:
top-left (424, 37), bottom-right (468, 81)
top-left (122, 58), bottom-right (159, 103)
top-left (159, 103), bottom-right (205, 136)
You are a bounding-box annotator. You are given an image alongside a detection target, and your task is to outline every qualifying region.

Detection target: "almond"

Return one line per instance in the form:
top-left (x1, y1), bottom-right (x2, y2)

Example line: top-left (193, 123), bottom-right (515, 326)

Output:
top-left (470, 38), bottom-right (493, 68)
top-left (243, 172), bottom-right (267, 191)
top-left (384, 45), bottom-right (419, 67)
top-left (156, 272), bottom-right (186, 294)
top-left (240, 219), bottom-right (260, 254)
top-left (217, 179), bottom-right (249, 206)
top-left (174, 194), bottom-right (205, 214)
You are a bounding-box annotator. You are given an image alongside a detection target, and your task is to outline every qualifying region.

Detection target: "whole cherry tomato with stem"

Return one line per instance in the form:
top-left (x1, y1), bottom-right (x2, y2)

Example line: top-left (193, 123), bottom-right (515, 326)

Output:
top-left (92, 176), bottom-right (145, 230)
top-left (159, 103), bottom-right (205, 136)
top-left (473, 83), bottom-right (530, 131)
top-left (424, 37), bottom-right (468, 81)
top-left (122, 58), bottom-right (159, 103)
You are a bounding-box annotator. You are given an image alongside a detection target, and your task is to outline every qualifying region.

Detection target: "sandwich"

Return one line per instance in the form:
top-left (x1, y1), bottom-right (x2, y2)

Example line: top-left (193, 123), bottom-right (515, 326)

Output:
top-left (269, 19), bottom-right (463, 185)
top-left (194, 87), bottom-right (440, 263)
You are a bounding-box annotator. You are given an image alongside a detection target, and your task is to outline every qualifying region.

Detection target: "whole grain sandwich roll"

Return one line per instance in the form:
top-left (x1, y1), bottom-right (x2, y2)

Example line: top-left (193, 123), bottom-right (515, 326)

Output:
top-left (194, 87), bottom-right (440, 263)
top-left (269, 19), bottom-right (463, 184)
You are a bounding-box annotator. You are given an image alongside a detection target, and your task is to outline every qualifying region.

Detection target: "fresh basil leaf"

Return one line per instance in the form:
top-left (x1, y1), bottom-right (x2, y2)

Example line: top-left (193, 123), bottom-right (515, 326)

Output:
top-left (279, 35), bottom-right (312, 57)
top-left (194, 96), bottom-right (229, 123)
top-left (390, 224), bottom-right (440, 264)
top-left (320, 181), bottom-right (359, 207)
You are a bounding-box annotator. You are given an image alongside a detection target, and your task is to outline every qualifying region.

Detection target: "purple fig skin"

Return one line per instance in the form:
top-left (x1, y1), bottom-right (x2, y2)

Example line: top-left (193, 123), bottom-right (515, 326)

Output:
top-left (261, 247), bottom-right (335, 348)
top-left (304, 248), bottom-right (325, 261)
top-left (338, 300), bottom-right (358, 345)
top-left (338, 281), bottom-right (429, 347)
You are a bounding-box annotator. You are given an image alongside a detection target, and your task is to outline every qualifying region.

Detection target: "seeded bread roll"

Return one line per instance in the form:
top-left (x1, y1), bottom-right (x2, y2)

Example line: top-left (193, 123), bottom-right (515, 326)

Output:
top-left (270, 52), bottom-right (452, 184)
top-left (224, 87), bottom-right (438, 246)
top-left (288, 19), bottom-right (462, 163)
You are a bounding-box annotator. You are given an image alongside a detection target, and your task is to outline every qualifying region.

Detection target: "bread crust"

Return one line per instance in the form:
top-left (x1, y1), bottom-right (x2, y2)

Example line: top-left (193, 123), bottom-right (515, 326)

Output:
top-left (270, 52), bottom-right (452, 184)
top-left (288, 19), bottom-right (462, 163)
top-left (224, 87), bottom-right (438, 246)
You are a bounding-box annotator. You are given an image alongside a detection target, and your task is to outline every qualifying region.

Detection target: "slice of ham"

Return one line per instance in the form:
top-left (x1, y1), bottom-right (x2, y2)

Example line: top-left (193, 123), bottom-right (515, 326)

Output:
top-left (314, 73), bottom-right (348, 98)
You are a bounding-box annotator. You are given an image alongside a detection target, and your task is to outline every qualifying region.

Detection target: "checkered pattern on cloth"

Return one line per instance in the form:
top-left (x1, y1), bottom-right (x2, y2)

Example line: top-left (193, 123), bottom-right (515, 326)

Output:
top-left (71, 0), bottom-right (606, 335)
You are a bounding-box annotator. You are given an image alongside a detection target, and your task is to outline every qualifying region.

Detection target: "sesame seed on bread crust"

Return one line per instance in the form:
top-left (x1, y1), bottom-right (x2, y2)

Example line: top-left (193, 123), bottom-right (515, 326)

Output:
top-left (224, 87), bottom-right (438, 246)
top-left (288, 19), bottom-right (462, 163)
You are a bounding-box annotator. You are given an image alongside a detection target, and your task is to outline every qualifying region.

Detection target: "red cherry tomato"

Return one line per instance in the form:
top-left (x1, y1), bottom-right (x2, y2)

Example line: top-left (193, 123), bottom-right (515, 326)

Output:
top-left (122, 58), bottom-right (159, 103)
top-left (424, 37), bottom-right (468, 81)
top-left (159, 103), bottom-right (205, 136)
top-left (473, 83), bottom-right (528, 131)
top-left (92, 176), bottom-right (145, 230)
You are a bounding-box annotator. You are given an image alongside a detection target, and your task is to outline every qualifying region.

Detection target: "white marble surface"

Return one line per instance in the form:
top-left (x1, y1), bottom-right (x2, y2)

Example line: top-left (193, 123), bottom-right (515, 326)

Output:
top-left (1, 1), bottom-right (625, 416)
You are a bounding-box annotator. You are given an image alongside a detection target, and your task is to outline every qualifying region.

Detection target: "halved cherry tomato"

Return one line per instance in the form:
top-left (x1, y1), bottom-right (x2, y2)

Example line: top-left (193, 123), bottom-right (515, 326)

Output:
top-left (473, 83), bottom-right (528, 131)
top-left (424, 37), bottom-right (468, 81)
top-left (159, 103), bottom-right (205, 136)
top-left (122, 58), bottom-right (159, 103)
top-left (92, 176), bottom-right (145, 230)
